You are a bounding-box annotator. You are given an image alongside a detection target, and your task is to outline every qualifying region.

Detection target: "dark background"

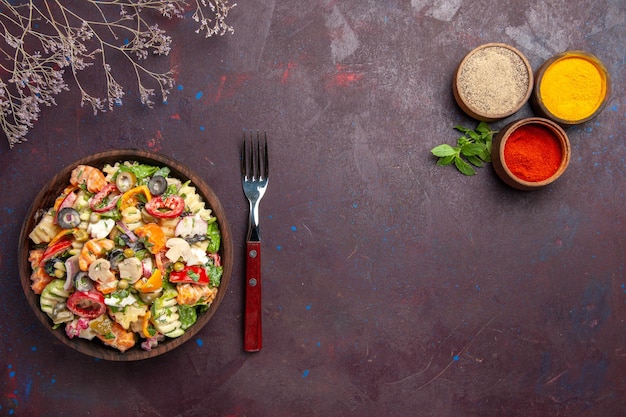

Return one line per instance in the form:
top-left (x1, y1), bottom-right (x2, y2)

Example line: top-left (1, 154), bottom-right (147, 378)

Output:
top-left (1, 0), bottom-right (624, 416)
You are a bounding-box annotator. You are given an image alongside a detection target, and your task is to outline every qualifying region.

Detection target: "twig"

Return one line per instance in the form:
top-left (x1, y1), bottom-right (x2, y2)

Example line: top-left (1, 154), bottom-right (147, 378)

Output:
top-left (0, 0), bottom-right (236, 147)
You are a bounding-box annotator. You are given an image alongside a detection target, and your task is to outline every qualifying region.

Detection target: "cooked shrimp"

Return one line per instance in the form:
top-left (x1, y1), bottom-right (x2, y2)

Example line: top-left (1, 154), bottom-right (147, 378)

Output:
top-left (176, 283), bottom-right (218, 305)
top-left (28, 249), bottom-right (54, 294)
top-left (79, 238), bottom-right (115, 271)
top-left (70, 165), bottom-right (106, 193)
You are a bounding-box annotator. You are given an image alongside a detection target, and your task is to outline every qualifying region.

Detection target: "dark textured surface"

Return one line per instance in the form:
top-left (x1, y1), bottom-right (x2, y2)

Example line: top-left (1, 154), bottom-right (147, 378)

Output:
top-left (1, 1), bottom-right (625, 416)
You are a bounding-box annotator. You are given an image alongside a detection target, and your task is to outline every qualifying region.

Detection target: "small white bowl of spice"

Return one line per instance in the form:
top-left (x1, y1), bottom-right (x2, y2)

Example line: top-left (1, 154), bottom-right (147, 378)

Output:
top-left (453, 43), bottom-right (533, 122)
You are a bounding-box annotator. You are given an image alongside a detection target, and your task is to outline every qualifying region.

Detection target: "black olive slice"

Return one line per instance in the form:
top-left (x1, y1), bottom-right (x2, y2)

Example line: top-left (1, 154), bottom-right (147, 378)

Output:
top-left (148, 175), bottom-right (168, 195)
top-left (106, 248), bottom-right (126, 270)
top-left (58, 207), bottom-right (81, 229)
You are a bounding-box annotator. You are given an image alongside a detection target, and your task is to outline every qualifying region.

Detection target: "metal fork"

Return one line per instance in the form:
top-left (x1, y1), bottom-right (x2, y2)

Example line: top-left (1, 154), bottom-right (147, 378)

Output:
top-left (241, 130), bottom-right (269, 352)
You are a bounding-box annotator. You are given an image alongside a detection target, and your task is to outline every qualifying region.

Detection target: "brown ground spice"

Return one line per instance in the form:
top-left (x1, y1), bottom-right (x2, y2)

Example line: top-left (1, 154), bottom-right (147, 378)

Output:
top-left (458, 46), bottom-right (530, 116)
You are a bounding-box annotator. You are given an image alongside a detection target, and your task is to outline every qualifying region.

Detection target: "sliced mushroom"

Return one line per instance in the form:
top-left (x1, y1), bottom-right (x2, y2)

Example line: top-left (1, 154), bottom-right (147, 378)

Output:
top-left (118, 257), bottom-right (143, 283)
top-left (165, 237), bottom-right (191, 263)
top-left (88, 258), bottom-right (116, 284)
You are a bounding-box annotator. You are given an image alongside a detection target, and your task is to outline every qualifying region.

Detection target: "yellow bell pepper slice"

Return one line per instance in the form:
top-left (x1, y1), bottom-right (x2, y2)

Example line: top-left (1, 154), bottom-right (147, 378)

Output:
top-left (134, 223), bottom-right (166, 254)
top-left (142, 311), bottom-right (153, 338)
top-left (48, 228), bottom-right (76, 246)
top-left (118, 185), bottom-right (152, 211)
top-left (134, 269), bottom-right (163, 293)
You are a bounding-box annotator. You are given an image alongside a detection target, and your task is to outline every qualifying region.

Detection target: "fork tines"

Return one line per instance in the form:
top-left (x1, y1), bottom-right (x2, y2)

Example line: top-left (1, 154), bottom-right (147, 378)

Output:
top-left (242, 130), bottom-right (269, 181)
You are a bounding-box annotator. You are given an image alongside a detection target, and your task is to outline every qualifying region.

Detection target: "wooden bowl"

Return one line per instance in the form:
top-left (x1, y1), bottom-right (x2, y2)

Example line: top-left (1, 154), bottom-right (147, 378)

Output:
top-left (491, 117), bottom-right (571, 190)
top-left (453, 43), bottom-right (533, 122)
top-left (18, 149), bottom-right (233, 361)
top-left (531, 50), bottom-right (611, 125)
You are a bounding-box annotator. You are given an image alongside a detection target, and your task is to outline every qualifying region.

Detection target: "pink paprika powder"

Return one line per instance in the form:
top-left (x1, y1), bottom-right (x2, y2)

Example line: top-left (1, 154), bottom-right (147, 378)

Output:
top-left (504, 124), bottom-right (562, 182)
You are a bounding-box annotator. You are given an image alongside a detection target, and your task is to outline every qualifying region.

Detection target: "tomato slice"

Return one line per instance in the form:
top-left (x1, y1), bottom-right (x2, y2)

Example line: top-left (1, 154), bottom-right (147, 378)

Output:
top-left (169, 265), bottom-right (209, 285)
top-left (145, 195), bottom-right (185, 219)
top-left (53, 186), bottom-right (78, 224)
top-left (39, 239), bottom-right (73, 267)
top-left (66, 290), bottom-right (106, 319)
top-left (90, 183), bottom-right (120, 212)
top-left (54, 185), bottom-right (78, 212)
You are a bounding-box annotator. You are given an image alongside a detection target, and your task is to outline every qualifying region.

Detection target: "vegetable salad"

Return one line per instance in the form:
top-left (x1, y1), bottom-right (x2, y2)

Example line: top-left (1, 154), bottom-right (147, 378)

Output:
top-left (27, 161), bottom-right (222, 353)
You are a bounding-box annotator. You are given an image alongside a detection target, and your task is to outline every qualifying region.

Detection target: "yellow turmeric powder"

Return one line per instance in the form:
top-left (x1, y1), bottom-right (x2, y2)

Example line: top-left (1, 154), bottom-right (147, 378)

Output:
top-left (539, 53), bottom-right (608, 122)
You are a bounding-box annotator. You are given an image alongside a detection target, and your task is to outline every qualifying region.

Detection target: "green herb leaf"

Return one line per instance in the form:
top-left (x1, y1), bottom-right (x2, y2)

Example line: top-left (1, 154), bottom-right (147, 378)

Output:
top-left (431, 144), bottom-right (458, 157)
top-left (187, 269), bottom-right (200, 282)
top-left (153, 167), bottom-right (171, 178)
top-left (454, 156), bottom-right (476, 176)
top-left (465, 155), bottom-right (484, 167)
top-left (206, 221), bottom-right (221, 254)
top-left (207, 264), bottom-right (222, 288)
top-left (460, 143), bottom-right (486, 156)
top-left (432, 122), bottom-right (496, 176)
top-left (178, 305), bottom-right (198, 330)
top-left (458, 136), bottom-right (471, 146)
top-left (454, 125), bottom-right (472, 134)
top-left (436, 155), bottom-right (456, 166)
top-left (467, 130), bottom-right (480, 141)
top-left (476, 122), bottom-right (492, 134)
top-left (118, 164), bottom-right (159, 180)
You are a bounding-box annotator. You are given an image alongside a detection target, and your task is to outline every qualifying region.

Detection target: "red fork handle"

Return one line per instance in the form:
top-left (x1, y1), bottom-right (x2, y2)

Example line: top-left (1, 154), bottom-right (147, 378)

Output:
top-left (244, 241), bottom-right (262, 351)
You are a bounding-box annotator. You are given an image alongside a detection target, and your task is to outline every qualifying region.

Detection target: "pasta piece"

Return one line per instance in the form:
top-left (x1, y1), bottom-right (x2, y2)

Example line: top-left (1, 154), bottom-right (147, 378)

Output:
top-left (29, 209), bottom-right (62, 244)
top-left (158, 217), bottom-right (179, 239)
top-left (151, 294), bottom-right (184, 338)
top-left (178, 182), bottom-right (213, 220)
top-left (191, 240), bottom-right (209, 252)
top-left (121, 206), bottom-right (143, 231)
top-left (167, 177), bottom-right (182, 189)
top-left (109, 304), bottom-right (148, 330)
top-left (73, 190), bottom-right (91, 211)
top-left (70, 240), bottom-right (84, 251)
top-left (40, 279), bottom-right (74, 325)
top-left (138, 290), bottom-right (162, 305)
top-left (102, 163), bottom-right (121, 181)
